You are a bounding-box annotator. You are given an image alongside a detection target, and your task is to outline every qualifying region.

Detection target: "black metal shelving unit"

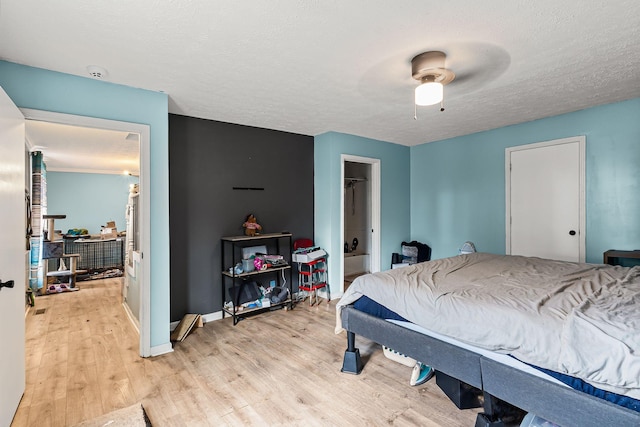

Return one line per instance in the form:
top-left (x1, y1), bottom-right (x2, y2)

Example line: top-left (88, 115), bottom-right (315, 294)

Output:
top-left (221, 232), bottom-right (293, 325)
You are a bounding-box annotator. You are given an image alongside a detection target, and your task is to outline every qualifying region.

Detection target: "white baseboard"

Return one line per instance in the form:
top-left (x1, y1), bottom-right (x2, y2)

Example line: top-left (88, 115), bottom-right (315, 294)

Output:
top-left (150, 343), bottom-right (173, 357)
top-left (330, 291), bottom-right (343, 300)
top-left (122, 302), bottom-right (140, 334)
top-left (169, 310), bottom-right (223, 331)
top-left (202, 310), bottom-right (223, 323)
top-left (315, 289), bottom-right (342, 301)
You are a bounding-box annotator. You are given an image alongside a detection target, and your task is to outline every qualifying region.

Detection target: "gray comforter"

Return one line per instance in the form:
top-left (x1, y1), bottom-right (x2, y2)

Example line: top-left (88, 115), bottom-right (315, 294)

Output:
top-left (335, 252), bottom-right (640, 399)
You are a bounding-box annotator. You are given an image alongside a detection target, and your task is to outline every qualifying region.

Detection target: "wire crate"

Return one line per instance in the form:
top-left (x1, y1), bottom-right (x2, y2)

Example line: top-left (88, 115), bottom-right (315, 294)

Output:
top-left (63, 237), bottom-right (124, 271)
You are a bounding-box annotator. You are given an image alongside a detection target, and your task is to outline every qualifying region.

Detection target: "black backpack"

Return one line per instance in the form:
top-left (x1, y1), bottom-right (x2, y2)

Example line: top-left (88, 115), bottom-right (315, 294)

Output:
top-left (391, 241), bottom-right (432, 266)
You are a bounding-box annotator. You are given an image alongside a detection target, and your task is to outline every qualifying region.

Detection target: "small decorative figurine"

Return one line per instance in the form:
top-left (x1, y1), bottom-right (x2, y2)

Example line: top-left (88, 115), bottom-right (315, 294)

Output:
top-left (242, 214), bottom-right (262, 237)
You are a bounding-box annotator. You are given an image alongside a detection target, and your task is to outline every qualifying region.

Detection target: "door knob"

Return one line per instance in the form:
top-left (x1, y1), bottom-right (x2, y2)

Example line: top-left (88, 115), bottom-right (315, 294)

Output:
top-left (0, 279), bottom-right (15, 290)
top-left (569, 230), bottom-right (577, 236)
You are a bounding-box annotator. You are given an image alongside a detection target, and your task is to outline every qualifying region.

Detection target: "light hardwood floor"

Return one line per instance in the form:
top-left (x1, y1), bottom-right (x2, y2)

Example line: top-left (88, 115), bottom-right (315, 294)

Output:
top-left (13, 278), bottom-right (480, 426)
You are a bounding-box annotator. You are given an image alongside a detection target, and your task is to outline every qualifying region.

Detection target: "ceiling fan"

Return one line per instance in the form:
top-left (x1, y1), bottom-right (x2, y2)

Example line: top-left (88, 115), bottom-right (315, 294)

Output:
top-left (408, 45), bottom-right (511, 119)
top-left (355, 42), bottom-right (510, 117)
top-left (411, 50), bottom-right (454, 115)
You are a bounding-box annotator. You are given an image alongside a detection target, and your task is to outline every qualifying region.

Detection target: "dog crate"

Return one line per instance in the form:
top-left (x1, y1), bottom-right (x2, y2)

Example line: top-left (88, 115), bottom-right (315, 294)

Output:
top-left (63, 237), bottom-right (125, 272)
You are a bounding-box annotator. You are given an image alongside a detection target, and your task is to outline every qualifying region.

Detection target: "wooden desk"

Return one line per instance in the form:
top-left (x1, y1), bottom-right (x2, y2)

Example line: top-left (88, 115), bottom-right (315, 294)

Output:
top-left (603, 249), bottom-right (640, 266)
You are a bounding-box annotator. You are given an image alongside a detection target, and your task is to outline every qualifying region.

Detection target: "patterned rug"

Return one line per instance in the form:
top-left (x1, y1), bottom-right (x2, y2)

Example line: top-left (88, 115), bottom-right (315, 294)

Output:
top-left (72, 403), bottom-right (151, 427)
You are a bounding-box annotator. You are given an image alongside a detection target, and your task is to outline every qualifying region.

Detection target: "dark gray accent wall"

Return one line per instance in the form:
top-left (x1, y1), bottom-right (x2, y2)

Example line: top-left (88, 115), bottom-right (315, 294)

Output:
top-left (169, 114), bottom-right (314, 321)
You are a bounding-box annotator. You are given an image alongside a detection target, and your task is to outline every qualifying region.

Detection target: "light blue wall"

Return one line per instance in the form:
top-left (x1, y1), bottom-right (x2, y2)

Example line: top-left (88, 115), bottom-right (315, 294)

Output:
top-left (47, 172), bottom-right (138, 234)
top-left (410, 98), bottom-right (640, 263)
top-left (0, 60), bottom-right (170, 349)
top-left (314, 132), bottom-right (410, 293)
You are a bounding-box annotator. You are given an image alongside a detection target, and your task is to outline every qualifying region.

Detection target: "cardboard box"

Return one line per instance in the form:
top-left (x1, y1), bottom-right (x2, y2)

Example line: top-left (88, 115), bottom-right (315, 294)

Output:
top-left (101, 222), bottom-right (118, 239)
top-left (101, 230), bottom-right (118, 239)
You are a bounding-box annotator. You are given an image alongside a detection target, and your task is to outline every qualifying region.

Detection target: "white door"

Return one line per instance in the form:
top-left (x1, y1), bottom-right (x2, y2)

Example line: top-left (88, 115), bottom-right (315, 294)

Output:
top-left (0, 87), bottom-right (26, 424)
top-left (506, 137), bottom-right (585, 262)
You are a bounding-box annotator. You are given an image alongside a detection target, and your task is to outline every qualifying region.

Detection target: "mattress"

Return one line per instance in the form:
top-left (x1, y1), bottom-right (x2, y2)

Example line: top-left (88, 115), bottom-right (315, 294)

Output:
top-left (352, 296), bottom-right (640, 412)
top-left (352, 295), bottom-right (565, 386)
top-left (336, 253), bottom-right (640, 400)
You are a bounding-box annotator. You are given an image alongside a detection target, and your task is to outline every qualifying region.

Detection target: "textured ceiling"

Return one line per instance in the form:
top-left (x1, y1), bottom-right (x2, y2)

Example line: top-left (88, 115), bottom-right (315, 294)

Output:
top-left (25, 121), bottom-right (139, 175)
top-left (2, 0), bottom-right (640, 173)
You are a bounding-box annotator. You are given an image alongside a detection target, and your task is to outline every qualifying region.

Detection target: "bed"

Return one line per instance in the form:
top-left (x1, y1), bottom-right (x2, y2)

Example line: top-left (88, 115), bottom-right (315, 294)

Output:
top-left (335, 253), bottom-right (640, 426)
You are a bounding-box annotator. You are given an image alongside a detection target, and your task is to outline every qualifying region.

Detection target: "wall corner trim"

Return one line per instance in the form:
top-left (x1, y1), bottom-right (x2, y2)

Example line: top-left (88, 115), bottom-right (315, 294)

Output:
top-left (149, 343), bottom-right (174, 357)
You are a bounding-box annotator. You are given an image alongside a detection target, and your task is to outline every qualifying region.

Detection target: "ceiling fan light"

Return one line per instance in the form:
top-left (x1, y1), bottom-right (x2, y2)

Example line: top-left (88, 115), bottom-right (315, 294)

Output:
top-left (415, 82), bottom-right (443, 106)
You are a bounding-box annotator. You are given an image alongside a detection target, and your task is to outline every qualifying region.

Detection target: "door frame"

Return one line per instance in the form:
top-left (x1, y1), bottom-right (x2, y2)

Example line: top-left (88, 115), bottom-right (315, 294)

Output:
top-left (505, 136), bottom-right (586, 262)
top-left (20, 108), bottom-right (152, 357)
top-left (340, 154), bottom-right (381, 291)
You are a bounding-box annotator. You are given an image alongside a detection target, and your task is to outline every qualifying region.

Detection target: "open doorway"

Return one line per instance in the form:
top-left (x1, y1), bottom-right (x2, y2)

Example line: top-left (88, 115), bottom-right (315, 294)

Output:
top-left (21, 108), bottom-right (151, 357)
top-left (341, 155), bottom-right (381, 293)
top-left (343, 161), bottom-right (371, 290)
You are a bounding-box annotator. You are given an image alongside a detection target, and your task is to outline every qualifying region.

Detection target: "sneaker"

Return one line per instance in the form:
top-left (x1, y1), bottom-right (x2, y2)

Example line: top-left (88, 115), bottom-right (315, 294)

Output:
top-left (410, 362), bottom-right (434, 386)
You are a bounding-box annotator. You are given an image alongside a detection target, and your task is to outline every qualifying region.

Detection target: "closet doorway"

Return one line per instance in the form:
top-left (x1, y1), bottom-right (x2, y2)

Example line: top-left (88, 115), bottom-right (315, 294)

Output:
top-left (341, 155), bottom-right (380, 292)
top-left (22, 108), bottom-right (151, 356)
